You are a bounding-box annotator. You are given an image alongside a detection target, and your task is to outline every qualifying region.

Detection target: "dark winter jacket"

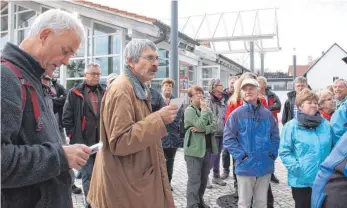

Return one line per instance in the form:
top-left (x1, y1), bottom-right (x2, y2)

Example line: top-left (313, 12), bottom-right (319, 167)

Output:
top-left (52, 79), bottom-right (67, 127)
top-left (223, 88), bottom-right (233, 106)
top-left (265, 88), bottom-right (281, 122)
top-left (162, 96), bottom-right (184, 149)
top-left (1, 43), bottom-right (72, 208)
top-left (62, 82), bottom-right (105, 146)
top-left (206, 93), bottom-right (227, 137)
top-left (150, 87), bottom-right (165, 112)
top-left (282, 90), bottom-right (296, 125)
top-left (149, 89), bottom-right (183, 148)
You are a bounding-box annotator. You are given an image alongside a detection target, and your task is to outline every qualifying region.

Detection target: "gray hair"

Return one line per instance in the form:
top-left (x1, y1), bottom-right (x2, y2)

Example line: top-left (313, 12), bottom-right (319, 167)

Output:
top-left (333, 78), bottom-right (347, 88)
top-left (208, 79), bottom-right (221, 94)
top-left (124, 39), bottom-right (157, 65)
top-left (293, 76), bottom-right (307, 85)
top-left (84, 63), bottom-right (100, 73)
top-left (28, 9), bottom-right (86, 43)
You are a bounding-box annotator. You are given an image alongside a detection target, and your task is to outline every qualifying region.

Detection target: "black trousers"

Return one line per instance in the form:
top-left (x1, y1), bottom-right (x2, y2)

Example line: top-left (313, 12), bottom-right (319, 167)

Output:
top-left (292, 187), bottom-right (312, 208)
top-left (164, 148), bottom-right (177, 183)
top-left (222, 149), bottom-right (238, 187)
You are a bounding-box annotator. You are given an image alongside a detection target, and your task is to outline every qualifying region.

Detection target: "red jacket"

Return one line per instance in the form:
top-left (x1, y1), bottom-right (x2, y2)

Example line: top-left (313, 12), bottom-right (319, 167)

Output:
top-left (225, 97), bottom-right (268, 122)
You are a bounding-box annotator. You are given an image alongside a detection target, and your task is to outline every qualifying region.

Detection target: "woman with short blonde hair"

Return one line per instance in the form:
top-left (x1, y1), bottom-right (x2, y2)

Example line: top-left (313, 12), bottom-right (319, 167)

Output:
top-left (316, 89), bottom-right (335, 121)
top-left (280, 88), bottom-right (334, 208)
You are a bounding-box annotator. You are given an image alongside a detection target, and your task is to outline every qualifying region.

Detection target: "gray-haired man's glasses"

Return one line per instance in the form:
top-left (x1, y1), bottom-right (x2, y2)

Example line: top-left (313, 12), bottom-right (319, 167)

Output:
top-left (140, 55), bottom-right (160, 63)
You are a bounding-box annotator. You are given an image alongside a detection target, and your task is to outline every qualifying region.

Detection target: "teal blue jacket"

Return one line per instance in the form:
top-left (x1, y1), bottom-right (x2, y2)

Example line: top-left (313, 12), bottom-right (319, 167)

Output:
top-left (279, 119), bottom-right (333, 188)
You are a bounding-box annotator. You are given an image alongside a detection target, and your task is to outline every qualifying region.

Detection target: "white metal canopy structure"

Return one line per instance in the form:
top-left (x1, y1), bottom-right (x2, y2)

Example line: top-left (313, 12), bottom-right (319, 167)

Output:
top-left (162, 8), bottom-right (281, 72)
top-left (162, 8), bottom-right (281, 54)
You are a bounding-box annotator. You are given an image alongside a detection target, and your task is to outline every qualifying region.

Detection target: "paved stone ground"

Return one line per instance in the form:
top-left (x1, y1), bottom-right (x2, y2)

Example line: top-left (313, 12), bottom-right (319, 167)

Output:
top-left (72, 149), bottom-right (294, 208)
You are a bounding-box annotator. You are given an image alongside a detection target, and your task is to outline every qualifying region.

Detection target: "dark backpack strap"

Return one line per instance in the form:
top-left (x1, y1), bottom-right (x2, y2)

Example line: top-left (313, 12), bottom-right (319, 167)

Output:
top-left (1, 59), bottom-right (42, 132)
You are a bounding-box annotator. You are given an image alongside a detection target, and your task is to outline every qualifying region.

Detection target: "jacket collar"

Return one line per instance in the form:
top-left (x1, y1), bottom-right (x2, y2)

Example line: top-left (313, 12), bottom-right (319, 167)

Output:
top-left (2, 43), bottom-right (45, 82)
top-left (124, 65), bottom-right (148, 100)
top-left (243, 99), bottom-right (263, 112)
top-left (287, 90), bottom-right (296, 99)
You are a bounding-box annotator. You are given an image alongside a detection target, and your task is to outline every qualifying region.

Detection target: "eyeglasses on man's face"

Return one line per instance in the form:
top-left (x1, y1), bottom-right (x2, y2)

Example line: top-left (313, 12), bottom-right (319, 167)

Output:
top-left (86, 72), bottom-right (101, 77)
top-left (140, 55), bottom-right (160, 63)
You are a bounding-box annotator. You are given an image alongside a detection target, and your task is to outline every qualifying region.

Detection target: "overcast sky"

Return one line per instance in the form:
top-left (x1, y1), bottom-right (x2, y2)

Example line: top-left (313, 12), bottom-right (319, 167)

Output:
top-left (96, 0), bottom-right (347, 72)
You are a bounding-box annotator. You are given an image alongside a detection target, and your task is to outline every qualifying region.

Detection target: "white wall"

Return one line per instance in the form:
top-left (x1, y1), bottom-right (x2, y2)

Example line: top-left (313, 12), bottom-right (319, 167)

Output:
top-left (307, 45), bottom-right (347, 90)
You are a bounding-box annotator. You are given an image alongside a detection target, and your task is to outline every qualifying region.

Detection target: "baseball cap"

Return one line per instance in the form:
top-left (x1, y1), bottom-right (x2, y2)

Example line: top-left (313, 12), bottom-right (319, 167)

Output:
top-left (241, 78), bottom-right (259, 89)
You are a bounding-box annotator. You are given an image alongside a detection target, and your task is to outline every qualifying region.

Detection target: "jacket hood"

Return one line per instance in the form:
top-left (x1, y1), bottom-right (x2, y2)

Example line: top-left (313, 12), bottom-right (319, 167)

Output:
top-left (265, 88), bottom-right (275, 97)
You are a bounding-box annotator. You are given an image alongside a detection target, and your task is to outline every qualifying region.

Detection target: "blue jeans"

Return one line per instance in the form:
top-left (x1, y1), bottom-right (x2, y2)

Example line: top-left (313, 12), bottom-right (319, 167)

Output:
top-left (80, 155), bottom-right (95, 206)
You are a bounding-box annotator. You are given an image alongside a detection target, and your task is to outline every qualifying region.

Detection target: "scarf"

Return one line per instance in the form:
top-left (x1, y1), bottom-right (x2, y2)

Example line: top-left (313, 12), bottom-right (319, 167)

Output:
top-left (336, 95), bottom-right (347, 109)
top-left (297, 110), bottom-right (322, 129)
top-left (124, 65), bottom-right (148, 100)
top-left (319, 110), bottom-right (333, 121)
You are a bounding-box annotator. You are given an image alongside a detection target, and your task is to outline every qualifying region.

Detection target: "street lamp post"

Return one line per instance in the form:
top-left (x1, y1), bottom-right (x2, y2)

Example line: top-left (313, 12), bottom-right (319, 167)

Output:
top-left (293, 48), bottom-right (297, 81)
top-left (170, 0), bottom-right (179, 97)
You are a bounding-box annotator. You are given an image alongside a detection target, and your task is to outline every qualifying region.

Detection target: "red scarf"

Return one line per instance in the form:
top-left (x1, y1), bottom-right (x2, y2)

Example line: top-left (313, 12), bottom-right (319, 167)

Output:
top-left (319, 110), bottom-right (333, 121)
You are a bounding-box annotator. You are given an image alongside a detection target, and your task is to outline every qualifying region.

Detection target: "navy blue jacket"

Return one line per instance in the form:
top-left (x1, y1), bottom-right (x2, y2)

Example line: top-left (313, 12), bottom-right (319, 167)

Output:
top-left (223, 100), bottom-right (280, 176)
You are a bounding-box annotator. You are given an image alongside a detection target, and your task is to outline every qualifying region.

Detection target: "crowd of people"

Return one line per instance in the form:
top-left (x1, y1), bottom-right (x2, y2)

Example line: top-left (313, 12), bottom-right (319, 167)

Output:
top-left (1, 9), bottom-right (347, 208)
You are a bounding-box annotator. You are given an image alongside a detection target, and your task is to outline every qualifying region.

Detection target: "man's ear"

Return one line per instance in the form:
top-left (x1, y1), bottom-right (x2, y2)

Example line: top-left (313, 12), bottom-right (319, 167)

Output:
top-left (39, 28), bottom-right (53, 43)
top-left (127, 57), bottom-right (135, 68)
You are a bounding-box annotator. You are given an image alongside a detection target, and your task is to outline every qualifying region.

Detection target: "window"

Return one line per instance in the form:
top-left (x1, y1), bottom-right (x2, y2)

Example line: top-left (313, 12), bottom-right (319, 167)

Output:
top-left (17, 11), bottom-right (36, 29)
top-left (16, 6), bottom-right (29, 12)
top-left (0, 32), bottom-right (8, 49)
top-left (1, 7), bottom-right (8, 15)
top-left (155, 66), bottom-right (168, 78)
top-left (67, 59), bottom-right (86, 78)
top-left (188, 66), bottom-right (197, 87)
top-left (17, 28), bottom-right (29, 43)
top-left (1, 15), bottom-right (8, 31)
top-left (93, 35), bottom-right (121, 56)
top-left (93, 56), bottom-right (121, 76)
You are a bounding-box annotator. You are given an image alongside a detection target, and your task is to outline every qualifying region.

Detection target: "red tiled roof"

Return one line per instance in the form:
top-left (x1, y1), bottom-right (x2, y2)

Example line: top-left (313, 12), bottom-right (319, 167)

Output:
top-left (73, 0), bottom-right (157, 22)
top-left (287, 65), bottom-right (310, 76)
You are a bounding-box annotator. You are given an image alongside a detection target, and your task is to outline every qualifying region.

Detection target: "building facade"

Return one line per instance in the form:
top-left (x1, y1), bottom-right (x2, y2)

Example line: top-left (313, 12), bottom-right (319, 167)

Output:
top-left (0, 0), bottom-right (248, 101)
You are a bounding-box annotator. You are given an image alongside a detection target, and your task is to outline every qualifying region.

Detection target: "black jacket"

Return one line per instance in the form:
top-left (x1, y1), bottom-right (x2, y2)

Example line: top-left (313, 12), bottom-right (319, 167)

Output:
top-left (52, 79), bottom-right (67, 127)
top-left (62, 82), bottom-right (105, 146)
top-left (1, 43), bottom-right (72, 208)
top-left (282, 90), bottom-right (296, 125)
top-left (150, 87), bottom-right (165, 112)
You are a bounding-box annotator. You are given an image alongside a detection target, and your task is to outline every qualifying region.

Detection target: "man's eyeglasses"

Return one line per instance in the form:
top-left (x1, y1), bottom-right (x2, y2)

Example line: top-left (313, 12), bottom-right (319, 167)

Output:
top-left (86, 72), bottom-right (101, 77)
top-left (140, 55), bottom-right (160, 63)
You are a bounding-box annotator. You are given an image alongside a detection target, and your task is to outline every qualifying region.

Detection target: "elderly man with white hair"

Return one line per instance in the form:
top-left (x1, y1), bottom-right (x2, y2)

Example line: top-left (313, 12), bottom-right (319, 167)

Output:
top-left (1, 9), bottom-right (92, 208)
top-left (88, 39), bottom-right (178, 208)
top-left (333, 78), bottom-right (347, 109)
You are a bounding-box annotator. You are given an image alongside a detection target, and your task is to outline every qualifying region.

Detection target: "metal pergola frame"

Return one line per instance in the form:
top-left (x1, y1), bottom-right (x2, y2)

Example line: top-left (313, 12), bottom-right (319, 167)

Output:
top-left (162, 8), bottom-right (281, 72)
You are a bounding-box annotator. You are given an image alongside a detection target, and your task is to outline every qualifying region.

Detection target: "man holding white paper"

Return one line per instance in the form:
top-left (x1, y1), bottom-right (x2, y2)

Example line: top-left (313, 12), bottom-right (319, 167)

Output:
top-left (88, 39), bottom-right (178, 208)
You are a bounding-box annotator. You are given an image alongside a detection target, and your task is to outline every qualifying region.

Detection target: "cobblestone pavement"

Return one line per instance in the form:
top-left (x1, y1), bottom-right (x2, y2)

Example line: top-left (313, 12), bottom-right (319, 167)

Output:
top-left (73, 148), bottom-right (294, 208)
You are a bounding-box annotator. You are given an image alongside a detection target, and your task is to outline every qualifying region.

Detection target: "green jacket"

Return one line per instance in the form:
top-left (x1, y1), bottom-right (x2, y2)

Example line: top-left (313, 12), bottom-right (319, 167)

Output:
top-left (183, 104), bottom-right (218, 158)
